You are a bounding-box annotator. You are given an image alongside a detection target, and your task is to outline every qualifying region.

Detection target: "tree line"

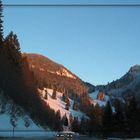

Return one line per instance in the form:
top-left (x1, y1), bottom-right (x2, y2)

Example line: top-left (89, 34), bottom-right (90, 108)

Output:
top-left (70, 96), bottom-right (140, 138)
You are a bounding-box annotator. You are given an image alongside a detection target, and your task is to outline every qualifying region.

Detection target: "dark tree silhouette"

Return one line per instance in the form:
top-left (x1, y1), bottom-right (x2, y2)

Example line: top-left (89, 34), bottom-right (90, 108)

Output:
top-left (65, 98), bottom-right (70, 110)
top-left (0, 0), bottom-right (3, 44)
top-left (102, 101), bottom-right (113, 137)
top-left (62, 114), bottom-right (68, 126)
top-left (80, 116), bottom-right (87, 134)
top-left (73, 100), bottom-right (78, 110)
top-left (125, 97), bottom-right (138, 136)
top-left (112, 99), bottom-right (125, 136)
top-left (24, 117), bottom-right (30, 128)
top-left (52, 89), bottom-right (57, 99)
top-left (10, 116), bottom-right (17, 137)
top-left (71, 117), bottom-right (80, 132)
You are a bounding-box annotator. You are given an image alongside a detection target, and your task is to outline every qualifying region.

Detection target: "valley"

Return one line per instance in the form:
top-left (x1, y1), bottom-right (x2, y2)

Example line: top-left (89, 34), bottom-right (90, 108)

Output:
top-left (0, 0), bottom-right (140, 139)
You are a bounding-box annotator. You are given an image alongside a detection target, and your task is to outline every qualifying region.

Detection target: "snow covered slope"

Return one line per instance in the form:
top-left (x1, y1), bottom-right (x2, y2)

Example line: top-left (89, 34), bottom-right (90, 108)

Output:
top-left (0, 113), bottom-right (41, 131)
top-left (0, 92), bottom-right (51, 137)
top-left (0, 113), bottom-right (55, 138)
top-left (89, 90), bottom-right (109, 107)
top-left (38, 88), bottom-right (87, 120)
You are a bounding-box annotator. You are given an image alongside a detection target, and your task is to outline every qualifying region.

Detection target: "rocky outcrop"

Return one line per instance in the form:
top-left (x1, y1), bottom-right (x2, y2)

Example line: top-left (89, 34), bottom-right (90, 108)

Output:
top-left (97, 90), bottom-right (105, 101)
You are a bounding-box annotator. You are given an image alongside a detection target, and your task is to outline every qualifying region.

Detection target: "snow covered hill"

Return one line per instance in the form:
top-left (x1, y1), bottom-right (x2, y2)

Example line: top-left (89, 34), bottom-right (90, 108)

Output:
top-left (0, 92), bottom-right (50, 138)
top-left (0, 113), bottom-right (41, 131)
top-left (38, 88), bottom-right (87, 121)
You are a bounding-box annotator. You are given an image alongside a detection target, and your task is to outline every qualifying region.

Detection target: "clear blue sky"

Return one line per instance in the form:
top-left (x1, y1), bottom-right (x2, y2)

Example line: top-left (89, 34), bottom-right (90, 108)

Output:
top-left (3, 0), bottom-right (140, 85)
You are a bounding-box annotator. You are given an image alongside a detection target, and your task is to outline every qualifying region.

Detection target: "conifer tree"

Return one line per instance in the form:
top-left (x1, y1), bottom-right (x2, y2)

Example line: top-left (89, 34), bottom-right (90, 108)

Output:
top-left (73, 100), bottom-right (78, 110)
top-left (52, 89), bottom-right (56, 99)
top-left (4, 31), bottom-right (22, 69)
top-left (71, 117), bottom-right (80, 132)
top-left (24, 117), bottom-right (30, 128)
top-left (113, 99), bottom-right (124, 135)
top-left (0, 0), bottom-right (3, 44)
top-left (10, 116), bottom-right (17, 137)
top-left (102, 101), bottom-right (113, 137)
top-left (62, 93), bottom-right (66, 101)
top-left (55, 110), bottom-right (62, 131)
top-left (69, 113), bottom-right (73, 125)
top-left (62, 114), bottom-right (68, 126)
top-left (65, 98), bottom-right (70, 110)
top-left (125, 97), bottom-right (138, 136)
top-left (80, 116), bottom-right (87, 134)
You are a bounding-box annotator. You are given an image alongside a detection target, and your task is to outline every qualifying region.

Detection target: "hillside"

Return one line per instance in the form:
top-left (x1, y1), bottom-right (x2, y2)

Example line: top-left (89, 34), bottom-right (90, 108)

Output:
top-left (23, 53), bottom-right (89, 95)
top-left (38, 88), bottom-right (87, 120)
top-left (0, 91), bottom-right (43, 133)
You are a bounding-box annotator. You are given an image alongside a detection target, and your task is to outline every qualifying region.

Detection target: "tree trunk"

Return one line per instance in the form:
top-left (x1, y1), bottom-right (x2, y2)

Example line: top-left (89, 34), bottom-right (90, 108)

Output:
top-left (13, 127), bottom-right (14, 137)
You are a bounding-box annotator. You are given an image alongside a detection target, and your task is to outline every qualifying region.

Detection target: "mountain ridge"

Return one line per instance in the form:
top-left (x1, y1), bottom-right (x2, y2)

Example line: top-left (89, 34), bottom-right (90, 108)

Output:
top-left (23, 53), bottom-right (90, 95)
top-left (95, 64), bottom-right (140, 104)
top-left (23, 53), bottom-right (78, 80)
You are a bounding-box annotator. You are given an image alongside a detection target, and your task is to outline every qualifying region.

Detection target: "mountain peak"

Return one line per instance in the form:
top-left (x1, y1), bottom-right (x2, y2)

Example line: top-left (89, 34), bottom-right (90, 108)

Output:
top-left (23, 53), bottom-right (88, 95)
top-left (129, 65), bottom-right (140, 74)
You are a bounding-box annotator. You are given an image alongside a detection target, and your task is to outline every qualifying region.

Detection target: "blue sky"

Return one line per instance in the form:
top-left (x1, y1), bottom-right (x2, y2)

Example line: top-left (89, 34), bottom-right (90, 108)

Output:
top-left (3, 0), bottom-right (140, 85)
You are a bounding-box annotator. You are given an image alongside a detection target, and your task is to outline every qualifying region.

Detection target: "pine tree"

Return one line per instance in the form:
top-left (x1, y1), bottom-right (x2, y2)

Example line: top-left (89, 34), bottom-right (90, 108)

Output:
top-left (125, 97), bottom-right (138, 136)
top-left (71, 117), bottom-right (80, 133)
top-left (69, 113), bottom-right (73, 126)
top-left (54, 110), bottom-right (62, 131)
top-left (113, 99), bottom-right (125, 135)
top-left (44, 89), bottom-right (48, 100)
top-left (62, 114), bottom-right (68, 126)
top-left (10, 116), bottom-right (17, 137)
top-left (102, 101), bottom-right (113, 137)
top-left (0, 0), bottom-right (3, 44)
top-left (4, 31), bottom-right (22, 68)
top-left (80, 116), bottom-right (87, 134)
top-left (62, 93), bottom-right (66, 101)
top-left (24, 117), bottom-right (30, 128)
top-left (52, 89), bottom-right (56, 99)
top-left (73, 100), bottom-right (78, 110)
top-left (65, 98), bottom-right (70, 110)
top-left (44, 92), bottom-right (48, 100)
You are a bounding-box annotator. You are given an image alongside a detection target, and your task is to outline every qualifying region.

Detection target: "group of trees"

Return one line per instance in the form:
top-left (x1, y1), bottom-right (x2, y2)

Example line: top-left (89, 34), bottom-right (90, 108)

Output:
top-left (101, 97), bottom-right (140, 137)
top-left (70, 97), bottom-right (140, 138)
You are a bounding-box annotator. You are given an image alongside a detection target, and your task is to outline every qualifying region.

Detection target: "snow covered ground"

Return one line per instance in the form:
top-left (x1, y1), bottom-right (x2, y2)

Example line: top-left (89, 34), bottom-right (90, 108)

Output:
top-left (39, 88), bottom-right (87, 120)
top-left (0, 88), bottom-right (87, 138)
top-left (0, 113), bottom-right (58, 138)
top-left (0, 131), bottom-right (56, 138)
top-left (0, 114), bottom-right (42, 131)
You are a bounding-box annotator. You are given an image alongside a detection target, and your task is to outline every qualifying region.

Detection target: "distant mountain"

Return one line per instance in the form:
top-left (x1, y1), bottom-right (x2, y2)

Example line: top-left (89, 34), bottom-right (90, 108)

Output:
top-left (23, 53), bottom-right (89, 96)
top-left (97, 65), bottom-right (140, 103)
